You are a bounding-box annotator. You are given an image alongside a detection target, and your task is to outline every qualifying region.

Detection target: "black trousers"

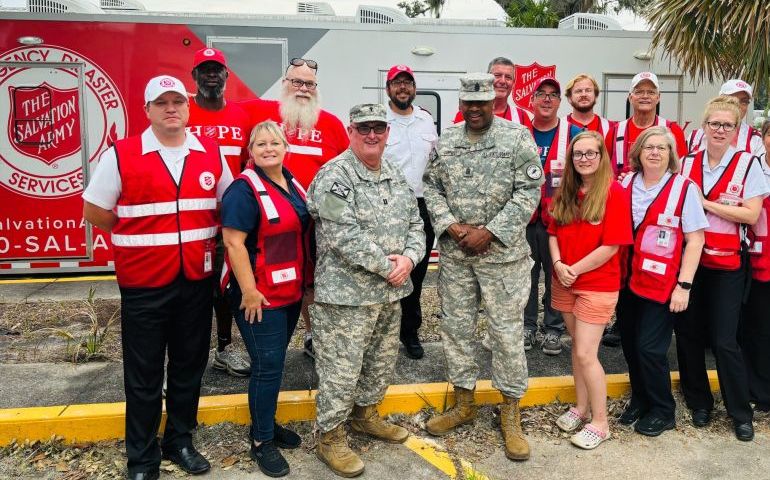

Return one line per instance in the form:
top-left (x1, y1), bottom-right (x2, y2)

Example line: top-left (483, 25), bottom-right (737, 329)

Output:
top-left (740, 278), bottom-right (770, 407)
top-left (523, 221), bottom-right (563, 334)
top-left (616, 288), bottom-right (676, 420)
top-left (674, 264), bottom-right (753, 423)
top-left (120, 275), bottom-right (213, 475)
top-left (400, 197), bottom-right (435, 339)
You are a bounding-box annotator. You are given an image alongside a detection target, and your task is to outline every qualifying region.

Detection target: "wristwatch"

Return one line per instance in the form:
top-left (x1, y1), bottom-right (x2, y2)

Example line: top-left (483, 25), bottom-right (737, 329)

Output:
top-left (677, 281), bottom-right (692, 290)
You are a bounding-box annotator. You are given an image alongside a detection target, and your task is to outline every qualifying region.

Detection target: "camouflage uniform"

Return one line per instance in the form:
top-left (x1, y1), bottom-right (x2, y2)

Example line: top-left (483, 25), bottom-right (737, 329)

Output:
top-left (423, 113), bottom-right (543, 398)
top-left (307, 111), bottom-right (425, 431)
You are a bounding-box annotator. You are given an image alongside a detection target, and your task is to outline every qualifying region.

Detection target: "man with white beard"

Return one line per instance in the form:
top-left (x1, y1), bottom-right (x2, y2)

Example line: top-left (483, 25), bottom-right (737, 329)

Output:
top-left (241, 58), bottom-right (349, 358)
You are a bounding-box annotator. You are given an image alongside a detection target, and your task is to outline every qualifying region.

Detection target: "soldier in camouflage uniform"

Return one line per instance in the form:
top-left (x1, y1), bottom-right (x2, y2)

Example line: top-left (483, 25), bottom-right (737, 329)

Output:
top-left (423, 73), bottom-right (544, 461)
top-left (307, 103), bottom-right (425, 478)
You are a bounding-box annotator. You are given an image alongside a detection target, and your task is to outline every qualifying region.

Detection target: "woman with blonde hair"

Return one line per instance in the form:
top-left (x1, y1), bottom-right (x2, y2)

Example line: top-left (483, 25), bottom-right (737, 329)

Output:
top-left (677, 96), bottom-right (768, 441)
top-left (221, 120), bottom-right (313, 476)
top-left (548, 130), bottom-right (633, 449)
top-left (615, 126), bottom-right (707, 436)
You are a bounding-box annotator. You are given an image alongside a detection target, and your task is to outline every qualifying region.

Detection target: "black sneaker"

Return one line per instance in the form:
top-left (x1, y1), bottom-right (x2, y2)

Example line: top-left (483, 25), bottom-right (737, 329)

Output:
top-left (274, 422), bottom-right (301, 449)
top-left (523, 330), bottom-right (535, 351)
top-left (303, 337), bottom-right (315, 359)
top-left (601, 323), bottom-right (621, 347)
top-left (541, 332), bottom-right (562, 355)
top-left (401, 335), bottom-right (424, 359)
top-left (251, 440), bottom-right (290, 477)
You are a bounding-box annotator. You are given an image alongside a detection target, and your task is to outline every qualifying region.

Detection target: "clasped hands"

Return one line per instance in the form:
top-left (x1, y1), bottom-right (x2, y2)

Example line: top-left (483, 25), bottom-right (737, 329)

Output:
top-left (448, 223), bottom-right (494, 255)
top-left (554, 260), bottom-right (578, 287)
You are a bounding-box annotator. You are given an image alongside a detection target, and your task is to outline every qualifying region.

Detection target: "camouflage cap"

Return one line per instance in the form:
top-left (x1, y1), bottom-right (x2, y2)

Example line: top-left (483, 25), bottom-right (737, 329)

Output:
top-left (459, 73), bottom-right (495, 101)
top-left (349, 103), bottom-right (387, 123)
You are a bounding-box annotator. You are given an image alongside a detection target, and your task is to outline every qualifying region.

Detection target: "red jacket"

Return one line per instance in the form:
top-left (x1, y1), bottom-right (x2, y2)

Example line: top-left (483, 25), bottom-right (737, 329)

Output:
top-left (622, 172), bottom-right (691, 303)
top-left (682, 150), bottom-right (753, 271)
top-left (111, 135), bottom-right (221, 288)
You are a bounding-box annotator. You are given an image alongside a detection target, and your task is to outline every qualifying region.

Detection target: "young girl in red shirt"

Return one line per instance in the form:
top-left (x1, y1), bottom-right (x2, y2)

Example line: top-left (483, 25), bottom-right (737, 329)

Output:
top-left (547, 130), bottom-right (633, 449)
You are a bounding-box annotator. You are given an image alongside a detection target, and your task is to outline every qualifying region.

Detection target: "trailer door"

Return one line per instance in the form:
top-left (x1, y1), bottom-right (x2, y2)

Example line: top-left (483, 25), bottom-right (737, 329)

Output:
top-left (0, 60), bottom-right (94, 267)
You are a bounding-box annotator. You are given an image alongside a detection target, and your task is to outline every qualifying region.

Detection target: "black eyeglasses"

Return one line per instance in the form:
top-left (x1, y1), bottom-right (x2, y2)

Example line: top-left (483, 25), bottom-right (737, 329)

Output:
top-left (285, 78), bottom-right (318, 90)
top-left (290, 58), bottom-right (318, 70)
top-left (389, 79), bottom-right (415, 88)
top-left (572, 150), bottom-right (600, 161)
top-left (354, 123), bottom-right (387, 135)
top-left (705, 121), bottom-right (737, 132)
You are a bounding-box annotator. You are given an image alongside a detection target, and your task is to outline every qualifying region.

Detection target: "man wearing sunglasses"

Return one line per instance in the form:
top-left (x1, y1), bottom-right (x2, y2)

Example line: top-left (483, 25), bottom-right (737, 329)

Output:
top-left (187, 47), bottom-right (252, 379)
top-left (423, 73), bottom-right (543, 462)
top-left (383, 64), bottom-right (438, 360)
top-left (307, 103), bottom-right (425, 477)
top-left (523, 77), bottom-right (581, 356)
top-left (241, 58), bottom-right (349, 359)
top-left (687, 79), bottom-right (763, 155)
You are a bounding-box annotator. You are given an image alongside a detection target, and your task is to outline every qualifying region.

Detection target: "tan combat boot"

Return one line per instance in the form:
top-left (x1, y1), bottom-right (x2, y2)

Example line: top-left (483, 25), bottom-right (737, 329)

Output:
top-left (316, 424), bottom-right (365, 478)
top-left (425, 386), bottom-right (477, 436)
top-left (350, 404), bottom-right (409, 443)
top-left (500, 395), bottom-right (530, 461)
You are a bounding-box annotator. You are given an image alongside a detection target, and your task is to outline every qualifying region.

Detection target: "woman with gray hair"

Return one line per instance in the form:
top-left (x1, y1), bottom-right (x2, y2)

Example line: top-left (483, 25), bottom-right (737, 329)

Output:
top-left (615, 126), bottom-right (707, 436)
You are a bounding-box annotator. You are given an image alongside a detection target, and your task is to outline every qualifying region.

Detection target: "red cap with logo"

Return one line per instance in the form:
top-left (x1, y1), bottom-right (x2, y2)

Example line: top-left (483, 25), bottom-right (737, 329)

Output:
top-left (387, 64), bottom-right (415, 82)
top-left (533, 76), bottom-right (561, 93)
top-left (193, 47), bottom-right (227, 69)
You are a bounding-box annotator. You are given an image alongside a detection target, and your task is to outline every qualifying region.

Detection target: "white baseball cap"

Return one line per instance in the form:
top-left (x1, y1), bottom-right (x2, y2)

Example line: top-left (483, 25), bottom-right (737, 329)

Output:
top-left (629, 71), bottom-right (659, 93)
top-left (719, 79), bottom-right (753, 97)
top-left (144, 75), bottom-right (188, 103)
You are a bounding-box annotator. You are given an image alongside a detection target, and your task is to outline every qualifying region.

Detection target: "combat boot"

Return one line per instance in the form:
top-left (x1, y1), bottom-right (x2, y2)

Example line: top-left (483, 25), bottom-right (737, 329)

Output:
top-left (500, 395), bottom-right (530, 461)
top-left (425, 386), bottom-right (477, 436)
top-left (316, 424), bottom-right (365, 478)
top-left (350, 404), bottom-right (409, 443)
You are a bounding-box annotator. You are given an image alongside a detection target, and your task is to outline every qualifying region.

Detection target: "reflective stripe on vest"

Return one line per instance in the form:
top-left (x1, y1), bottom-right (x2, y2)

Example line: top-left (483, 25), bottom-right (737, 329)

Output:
top-left (615, 116), bottom-right (667, 168)
top-left (112, 226), bottom-right (218, 247)
top-left (116, 198), bottom-right (218, 218)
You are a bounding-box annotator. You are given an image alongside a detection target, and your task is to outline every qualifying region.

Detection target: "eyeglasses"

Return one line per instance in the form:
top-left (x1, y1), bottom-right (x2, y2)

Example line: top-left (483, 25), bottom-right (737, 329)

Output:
top-left (389, 79), bottom-right (415, 88)
top-left (632, 89), bottom-right (658, 97)
top-left (642, 144), bottom-right (670, 152)
top-left (572, 150), bottom-right (600, 161)
top-left (571, 88), bottom-right (595, 96)
top-left (290, 58), bottom-right (318, 70)
top-left (285, 78), bottom-right (318, 90)
top-left (534, 91), bottom-right (560, 101)
top-left (354, 123), bottom-right (387, 135)
top-left (706, 121), bottom-right (737, 132)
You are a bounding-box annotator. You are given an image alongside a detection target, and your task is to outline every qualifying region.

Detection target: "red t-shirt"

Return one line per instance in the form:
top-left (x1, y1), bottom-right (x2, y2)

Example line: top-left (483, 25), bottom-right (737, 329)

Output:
top-left (187, 98), bottom-right (250, 178)
top-left (240, 98), bottom-right (350, 189)
top-left (565, 113), bottom-right (615, 140)
top-left (547, 181), bottom-right (633, 291)
top-left (625, 118), bottom-right (688, 158)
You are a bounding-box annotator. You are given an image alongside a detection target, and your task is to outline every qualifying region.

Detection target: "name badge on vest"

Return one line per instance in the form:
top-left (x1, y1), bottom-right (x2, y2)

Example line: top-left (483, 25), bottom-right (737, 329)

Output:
top-left (726, 181), bottom-right (743, 196)
top-left (204, 251), bottom-right (212, 273)
top-left (641, 258), bottom-right (667, 275)
top-left (657, 214), bottom-right (680, 229)
top-left (550, 159), bottom-right (564, 188)
top-left (718, 192), bottom-right (742, 206)
top-left (271, 267), bottom-right (297, 284)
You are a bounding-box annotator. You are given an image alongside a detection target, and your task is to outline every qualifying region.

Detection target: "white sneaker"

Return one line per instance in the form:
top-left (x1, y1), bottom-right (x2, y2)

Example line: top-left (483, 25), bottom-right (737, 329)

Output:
top-left (212, 344), bottom-right (251, 377)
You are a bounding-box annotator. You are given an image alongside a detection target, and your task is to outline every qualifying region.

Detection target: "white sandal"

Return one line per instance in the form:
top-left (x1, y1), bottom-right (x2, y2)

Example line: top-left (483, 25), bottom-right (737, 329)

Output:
top-left (556, 407), bottom-right (589, 432)
top-left (570, 424), bottom-right (610, 450)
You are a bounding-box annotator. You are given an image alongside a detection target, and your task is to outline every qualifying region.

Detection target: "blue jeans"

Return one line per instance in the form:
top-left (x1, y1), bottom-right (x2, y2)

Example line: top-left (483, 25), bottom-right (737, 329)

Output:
top-left (229, 293), bottom-right (301, 442)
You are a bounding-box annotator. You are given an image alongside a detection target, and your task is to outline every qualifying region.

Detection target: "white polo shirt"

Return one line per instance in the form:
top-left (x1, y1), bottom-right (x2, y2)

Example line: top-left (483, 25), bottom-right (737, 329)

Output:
top-left (384, 105), bottom-right (438, 198)
top-left (631, 171), bottom-right (709, 233)
top-left (83, 127), bottom-right (233, 210)
top-left (701, 146), bottom-right (768, 199)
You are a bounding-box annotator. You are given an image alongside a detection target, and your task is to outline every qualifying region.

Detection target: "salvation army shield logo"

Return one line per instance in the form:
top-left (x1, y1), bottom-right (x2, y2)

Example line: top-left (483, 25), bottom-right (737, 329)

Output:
top-left (9, 83), bottom-right (81, 165)
top-left (512, 63), bottom-right (557, 112)
top-left (0, 45), bottom-right (127, 199)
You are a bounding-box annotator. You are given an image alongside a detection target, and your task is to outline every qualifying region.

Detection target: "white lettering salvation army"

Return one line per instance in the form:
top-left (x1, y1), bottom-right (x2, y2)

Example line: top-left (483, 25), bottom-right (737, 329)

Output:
top-left (0, 45), bottom-right (127, 199)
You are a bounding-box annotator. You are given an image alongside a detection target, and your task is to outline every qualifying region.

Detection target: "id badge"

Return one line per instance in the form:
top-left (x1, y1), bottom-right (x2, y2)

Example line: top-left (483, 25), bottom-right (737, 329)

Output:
top-left (656, 229), bottom-right (671, 248)
top-left (718, 192), bottom-right (741, 206)
top-left (551, 175), bottom-right (562, 188)
top-left (204, 251), bottom-right (212, 273)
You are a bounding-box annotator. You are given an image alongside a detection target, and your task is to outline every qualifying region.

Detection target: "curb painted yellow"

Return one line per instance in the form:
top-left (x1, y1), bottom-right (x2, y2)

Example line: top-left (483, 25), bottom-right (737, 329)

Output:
top-left (0, 371), bottom-right (721, 446)
top-left (0, 275), bottom-right (116, 285)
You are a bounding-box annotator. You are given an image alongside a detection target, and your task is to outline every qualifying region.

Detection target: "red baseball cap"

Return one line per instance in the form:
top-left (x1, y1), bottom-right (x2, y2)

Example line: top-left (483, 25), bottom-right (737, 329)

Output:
top-left (387, 64), bottom-right (415, 82)
top-left (534, 76), bottom-right (561, 93)
top-left (193, 47), bottom-right (227, 69)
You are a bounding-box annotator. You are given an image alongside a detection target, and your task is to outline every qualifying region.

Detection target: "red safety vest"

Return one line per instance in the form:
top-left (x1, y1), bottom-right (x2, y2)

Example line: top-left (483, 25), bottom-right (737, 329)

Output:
top-left (621, 172), bottom-right (690, 303)
top-left (111, 135), bottom-right (221, 288)
top-left (688, 123), bottom-right (761, 154)
top-left (611, 116), bottom-right (670, 173)
top-left (528, 119), bottom-right (570, 227)
top-left (748, 153), bottom-right (770, 281)
top-left (681, 149), bottom-right (753, 271)
top-left (565, 113), bottom-right (611, 137)
top-left (220, 168), bottom-right (310, 308)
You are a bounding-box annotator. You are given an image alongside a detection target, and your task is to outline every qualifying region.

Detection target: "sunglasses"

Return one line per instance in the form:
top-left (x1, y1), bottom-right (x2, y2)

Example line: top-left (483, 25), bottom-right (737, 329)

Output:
top-left (354, 124), bottom-right (387, 135)
top-left (289, 58), bottom-right (318, 71)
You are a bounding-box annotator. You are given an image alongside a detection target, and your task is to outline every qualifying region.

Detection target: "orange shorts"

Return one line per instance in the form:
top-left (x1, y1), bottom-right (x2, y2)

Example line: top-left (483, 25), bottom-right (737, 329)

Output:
top-left (551, 279), bottom-right (619, 325)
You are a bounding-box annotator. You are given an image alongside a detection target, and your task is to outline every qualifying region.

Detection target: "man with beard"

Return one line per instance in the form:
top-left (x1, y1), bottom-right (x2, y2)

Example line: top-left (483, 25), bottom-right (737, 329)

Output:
top-left (563, 74), bottom-right (614, 138)
top-left (523, 77), bottom-right (581, 356)
top-left (453, 57), bottom-right (532, 127)
top-left (383, 65), bottom-right (438, 360)
top-left (241, 58), bottom-right (349, 358)
top-left (187, 47), bottom-right (252, 378)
